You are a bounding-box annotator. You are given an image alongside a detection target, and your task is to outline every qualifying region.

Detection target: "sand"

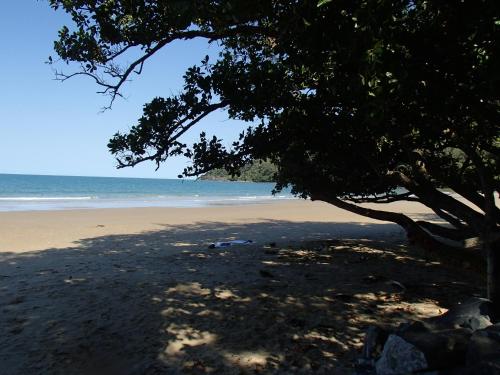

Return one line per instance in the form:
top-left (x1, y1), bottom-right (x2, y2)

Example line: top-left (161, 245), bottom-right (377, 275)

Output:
top-left (0, 200), bottom-right (484, 374)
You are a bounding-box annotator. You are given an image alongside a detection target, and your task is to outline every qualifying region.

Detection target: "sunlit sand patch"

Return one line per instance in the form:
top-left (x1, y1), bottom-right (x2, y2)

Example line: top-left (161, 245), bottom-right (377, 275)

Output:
top-left (283, 296), bottom-right (305, 308)
top-left (261, 260), bottom-right (280, 265)
top-left (186, 302), bottom-right (206, 308)
top-left (161, 307), bottom-right (192, 317)
top-left (173, 242), bottom-right (197, 247)
top-left (303, 331), bottom-right (350, 351)
top-left (381, 301), bottom-right (447, 319)
top-left (214, 288), bottom-right (237, 299)
top-left (197, 309), bottom-right (223, 318)
top-left (167, 282), bottom-right (211, 296)
top-left (164, 324), bottom-right (217, 356)
top-left (214, 287), bottom-right (251, 302)
top-left (63, 277), bottom-right (86, 284)
top-left (222, 350), bottom-right (269, 368)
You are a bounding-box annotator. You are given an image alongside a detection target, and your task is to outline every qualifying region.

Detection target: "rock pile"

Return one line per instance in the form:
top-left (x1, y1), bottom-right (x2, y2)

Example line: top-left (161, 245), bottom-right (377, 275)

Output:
top-left (357, 298), bottom-right (500, 375)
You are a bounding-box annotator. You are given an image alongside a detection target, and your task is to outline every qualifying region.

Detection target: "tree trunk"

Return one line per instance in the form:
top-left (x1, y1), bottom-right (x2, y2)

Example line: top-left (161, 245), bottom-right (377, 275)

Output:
top-left (312, 194), bottom-right (479, 254)
top-left (486, 237), bottom-right (500, 319)
top-left (311, 193), bottom-right (487, 271)
top-left (390, 171), bottom-right (486, 233)
top-left (415, 221), bottom-right (475, 241)
top-left (451, 184), bottom-right (500, 224)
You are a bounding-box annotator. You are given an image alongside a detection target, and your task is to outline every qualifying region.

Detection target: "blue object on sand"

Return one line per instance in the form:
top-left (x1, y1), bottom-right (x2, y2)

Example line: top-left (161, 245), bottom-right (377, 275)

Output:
top-left (208, 240), bottom-right (254, 249)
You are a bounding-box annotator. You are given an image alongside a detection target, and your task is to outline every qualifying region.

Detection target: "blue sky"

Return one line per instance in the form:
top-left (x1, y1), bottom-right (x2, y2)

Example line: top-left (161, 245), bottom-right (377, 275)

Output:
top-left (0, 2), bottom-right (247, 178)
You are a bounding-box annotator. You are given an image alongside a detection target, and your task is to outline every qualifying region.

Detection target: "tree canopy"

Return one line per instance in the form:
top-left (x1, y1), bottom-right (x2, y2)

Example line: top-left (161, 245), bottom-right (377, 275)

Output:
top-left (48, 0), bottom-right (500, 308)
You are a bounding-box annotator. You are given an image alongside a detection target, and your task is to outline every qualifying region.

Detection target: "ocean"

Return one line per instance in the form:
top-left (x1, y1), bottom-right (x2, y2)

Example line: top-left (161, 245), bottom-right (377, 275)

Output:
top-left (0, 174), bottom-right (294, 212)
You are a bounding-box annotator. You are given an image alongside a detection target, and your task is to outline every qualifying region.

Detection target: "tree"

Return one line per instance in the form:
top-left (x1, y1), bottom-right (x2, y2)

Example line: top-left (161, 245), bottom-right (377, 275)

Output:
top-left (48, 0), bottom-right (500, 312)
top-left (200, 160), bottom-right (277, 182)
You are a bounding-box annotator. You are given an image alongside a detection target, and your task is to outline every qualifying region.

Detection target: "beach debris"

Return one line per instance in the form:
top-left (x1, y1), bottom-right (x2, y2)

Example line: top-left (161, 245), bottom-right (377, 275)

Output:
top-left (387, 280), bottom-right (406, 291)
top-left (208, 239), bottom-right (254, 249)
top-left (362, 276), bottom-right (406, 291)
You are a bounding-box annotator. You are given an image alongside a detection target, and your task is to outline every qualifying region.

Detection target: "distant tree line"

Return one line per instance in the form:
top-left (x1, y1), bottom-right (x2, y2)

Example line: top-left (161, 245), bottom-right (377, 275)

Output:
top-left (199, 160), bottom-right (277, 182)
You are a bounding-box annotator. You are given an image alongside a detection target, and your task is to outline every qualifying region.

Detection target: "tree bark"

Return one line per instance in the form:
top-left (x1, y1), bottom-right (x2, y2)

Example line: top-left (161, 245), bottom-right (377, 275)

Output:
top-left (428, 207), bottom-right (470, 232)
top-left (313, 194), bottom-right (471, 253)
top-left (391, 171), bottom-right (486, 233)
top-left (451, 184), bottom-right (500, 224)
top-left (311, 193), bottom-right (486, 271)
top-left (486, 237), bottom-right (500, 320)
top-left (468, 150), bottom-right (499, 316)
top-left (415, 221), bottom-right (475, 241)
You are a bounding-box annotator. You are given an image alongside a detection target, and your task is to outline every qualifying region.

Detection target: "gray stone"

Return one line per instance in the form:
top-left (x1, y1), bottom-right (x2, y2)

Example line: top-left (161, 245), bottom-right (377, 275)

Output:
top-left (375, 334), bottom-right (428, 375)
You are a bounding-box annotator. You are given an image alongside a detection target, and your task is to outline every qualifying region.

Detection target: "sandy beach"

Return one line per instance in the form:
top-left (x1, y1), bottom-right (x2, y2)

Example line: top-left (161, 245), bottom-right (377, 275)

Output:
top-left (0, 200), bottom-right (484, 374)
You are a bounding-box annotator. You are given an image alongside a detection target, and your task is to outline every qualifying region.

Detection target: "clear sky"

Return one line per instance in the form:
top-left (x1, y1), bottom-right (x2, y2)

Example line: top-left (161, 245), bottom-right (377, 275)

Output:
top-left (0, 2), bottom-right (247, 179)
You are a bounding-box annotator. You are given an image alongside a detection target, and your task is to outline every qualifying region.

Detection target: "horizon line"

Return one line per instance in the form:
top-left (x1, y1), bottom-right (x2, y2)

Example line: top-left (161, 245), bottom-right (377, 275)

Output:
top-left (0, 172), bottom-right (195, 181)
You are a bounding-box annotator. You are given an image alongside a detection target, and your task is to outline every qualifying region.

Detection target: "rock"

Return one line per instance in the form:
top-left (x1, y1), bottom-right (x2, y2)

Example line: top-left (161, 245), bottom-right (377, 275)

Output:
top-left (375, 334), bottom-right (428, 375)
top-left (398, 327), bottom-right (471, 371)
top-left (466, 323), bottom-right (500, 373)
top-left (461, 361), bottom-right (500, 375)
top-left (375, 326), bottom-right (471, 374)
top-left (356, 326), bottom-right (390, 374)
top-left (483, 323), bottom-right (500, 341)
top-left (429, 297), bottom-right (494, 331)
top-left (361, 326), bottom-right (390, 361)
top-left (365, 300), bottom-right (497, 375)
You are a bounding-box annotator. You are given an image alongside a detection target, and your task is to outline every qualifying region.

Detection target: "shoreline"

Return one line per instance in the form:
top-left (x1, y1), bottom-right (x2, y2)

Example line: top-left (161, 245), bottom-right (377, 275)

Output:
top-left (0, 200), bottom-right (435, 253)
top-left (0, 196), bottom-right (297, 213)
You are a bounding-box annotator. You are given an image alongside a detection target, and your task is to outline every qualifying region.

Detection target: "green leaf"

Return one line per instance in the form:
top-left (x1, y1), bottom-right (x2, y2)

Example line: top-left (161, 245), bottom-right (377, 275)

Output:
top-left (317, 0), bottom-right (333, 8)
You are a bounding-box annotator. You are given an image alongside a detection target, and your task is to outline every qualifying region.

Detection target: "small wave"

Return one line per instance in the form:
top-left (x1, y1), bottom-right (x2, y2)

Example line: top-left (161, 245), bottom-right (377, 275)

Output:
top-left (227, 195), bottom-right (294, 201)
top-left (0, 196), bottom-right (94, 201)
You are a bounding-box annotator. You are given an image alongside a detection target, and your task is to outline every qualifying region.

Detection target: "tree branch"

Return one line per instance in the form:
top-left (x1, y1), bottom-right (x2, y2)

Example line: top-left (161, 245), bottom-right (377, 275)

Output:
top-left (55, 26), bottom-right (274, 108)
top-left (115, 101), bottom-right (228, 169)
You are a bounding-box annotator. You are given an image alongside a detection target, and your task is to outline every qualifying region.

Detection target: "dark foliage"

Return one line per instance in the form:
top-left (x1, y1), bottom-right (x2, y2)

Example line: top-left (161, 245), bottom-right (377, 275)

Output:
top-left (48, 0), bottom-right (500, 308)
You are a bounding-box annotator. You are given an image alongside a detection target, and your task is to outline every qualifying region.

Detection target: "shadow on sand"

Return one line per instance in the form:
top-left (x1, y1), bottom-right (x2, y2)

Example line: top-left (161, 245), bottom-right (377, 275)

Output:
top-left (0, 220), bottom-right (484, 375)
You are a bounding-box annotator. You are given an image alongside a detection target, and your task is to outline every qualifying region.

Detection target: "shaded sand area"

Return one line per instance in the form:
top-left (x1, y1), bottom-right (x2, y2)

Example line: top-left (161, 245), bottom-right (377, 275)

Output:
top-left (0, 201), bottom-right (484, 374)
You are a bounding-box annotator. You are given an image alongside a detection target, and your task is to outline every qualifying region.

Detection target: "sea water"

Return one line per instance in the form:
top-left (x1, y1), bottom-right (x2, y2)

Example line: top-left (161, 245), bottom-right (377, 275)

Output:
top-left (0, 174), bottom-right (294, 212)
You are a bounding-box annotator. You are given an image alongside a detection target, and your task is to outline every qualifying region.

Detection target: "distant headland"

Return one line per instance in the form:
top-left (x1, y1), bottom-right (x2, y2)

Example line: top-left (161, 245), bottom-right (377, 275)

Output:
top-left (199, 160), bottom-right (277, 183)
